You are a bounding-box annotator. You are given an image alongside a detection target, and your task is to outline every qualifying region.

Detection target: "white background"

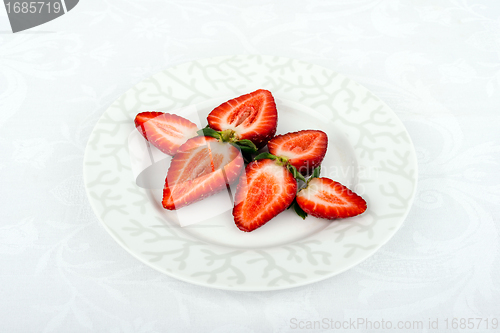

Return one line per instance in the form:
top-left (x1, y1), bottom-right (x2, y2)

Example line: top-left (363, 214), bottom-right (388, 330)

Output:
top-left (1, 0), bottom-right (499, 332)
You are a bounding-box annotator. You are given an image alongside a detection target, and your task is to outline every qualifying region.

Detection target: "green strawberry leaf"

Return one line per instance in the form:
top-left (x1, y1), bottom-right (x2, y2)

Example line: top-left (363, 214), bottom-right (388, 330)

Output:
top-left (303, 165), bottom-right (322, 187)
top-left (234, 139), bottom-right (257, 153)
top-left (288, 164), bottom-right (306, 182)
top-left (287, 197), bottom-right (296, 210)
top-left (197, 127), bottom-right (221, 140)
top-left (231, 143), bottom-right (257, 154)
top-left (311, 166), bottom-right (321, 179)
top-left (289, 198), bottom-right (307, 219)
top-left (254, 152), bottom-right (277, 161)
top-left (294, 202), bottom-right (308, 220)
top-left (235, 139), bottom-right (256, 148)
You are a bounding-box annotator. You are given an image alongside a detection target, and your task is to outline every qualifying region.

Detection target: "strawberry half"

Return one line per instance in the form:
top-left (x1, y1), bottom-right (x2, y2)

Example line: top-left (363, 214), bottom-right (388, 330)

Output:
top-left (233, 159), bottom-right (297, 232)
top-left (268, 130), bottom-right (328, 175)
top-left (296, 178), bottom-right (367, 219)
top-left (135, 112), bottom-right (198, 156)
top-left (162, 136), bottom-right (244, 210)
top-left (207, 89), bottom-right (277, 149)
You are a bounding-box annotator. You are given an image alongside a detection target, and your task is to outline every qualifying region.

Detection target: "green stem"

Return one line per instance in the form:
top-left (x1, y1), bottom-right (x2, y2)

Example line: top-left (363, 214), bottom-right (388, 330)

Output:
top-left (220, 129), bottom-right (237, 142)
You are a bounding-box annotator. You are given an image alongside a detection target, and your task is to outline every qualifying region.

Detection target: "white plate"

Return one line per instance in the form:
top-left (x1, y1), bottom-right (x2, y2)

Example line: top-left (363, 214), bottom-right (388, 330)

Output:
top-left (83, 55), bottom-right (417, 291)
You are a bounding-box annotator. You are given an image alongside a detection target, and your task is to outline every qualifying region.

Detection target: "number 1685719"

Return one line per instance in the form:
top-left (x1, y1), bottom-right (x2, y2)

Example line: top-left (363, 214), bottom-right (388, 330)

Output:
top-left (5, 2), bottom-right (61, 14)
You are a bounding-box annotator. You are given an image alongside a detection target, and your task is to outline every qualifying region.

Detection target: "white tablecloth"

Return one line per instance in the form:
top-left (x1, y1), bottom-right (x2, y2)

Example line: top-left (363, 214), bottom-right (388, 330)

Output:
top-left (1, 1), bottom-right (499, 332)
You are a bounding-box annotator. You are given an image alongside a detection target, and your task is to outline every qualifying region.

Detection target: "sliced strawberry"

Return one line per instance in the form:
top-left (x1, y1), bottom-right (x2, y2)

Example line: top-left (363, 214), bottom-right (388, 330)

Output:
top-left (296, 178), bottom-right (367, 219)
top-left (268, 130), bottom-right (328, 175)
top-left (162, 136), bottom-right (244, 210)
top-left (207, 89), bottom-right (277, 149)
top-left (233, 159), bottom-right (297, 232)
top-left (135, 112), bottom-right (198, 156)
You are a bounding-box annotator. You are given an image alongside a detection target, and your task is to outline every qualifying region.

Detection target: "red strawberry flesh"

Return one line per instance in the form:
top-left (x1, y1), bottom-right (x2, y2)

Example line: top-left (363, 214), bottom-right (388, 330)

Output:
top-left (135, 112), bottom-right (198, 156)
top-left (233, 159), bottom-right (297, 232)
top-left (162, 136), bottom-right (244, 210)
top-left (296, 178), bottom-right (366, 219)
top-left (207, 89), bottom-right (277, 148)
top-left (268, 130), bottom-right (328, 175)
